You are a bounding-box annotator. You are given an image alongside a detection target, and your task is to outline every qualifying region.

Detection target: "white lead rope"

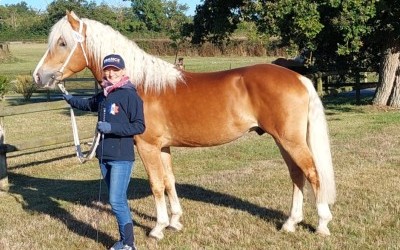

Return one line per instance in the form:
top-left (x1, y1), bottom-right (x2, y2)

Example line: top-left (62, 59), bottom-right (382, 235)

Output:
top-left (58, 83), bottom-right (100, 163)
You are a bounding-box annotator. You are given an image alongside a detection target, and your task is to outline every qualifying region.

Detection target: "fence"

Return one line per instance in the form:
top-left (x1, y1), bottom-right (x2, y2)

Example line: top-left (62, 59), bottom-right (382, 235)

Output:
top-left (309, 70), bottom-right (378, 104)
top-left (0, 77), bottom-right (98, 191)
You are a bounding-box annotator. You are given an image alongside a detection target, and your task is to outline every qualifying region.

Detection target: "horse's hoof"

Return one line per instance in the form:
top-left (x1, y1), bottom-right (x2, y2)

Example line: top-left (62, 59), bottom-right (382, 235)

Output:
top-left (281, 222), bottom-right (296, 233)
top-left (149, 229), bottom-right (164, 240)
top-left (316, 226), bottom-right (331, 236)
top-left (168, 221), bottom-right (183, 231)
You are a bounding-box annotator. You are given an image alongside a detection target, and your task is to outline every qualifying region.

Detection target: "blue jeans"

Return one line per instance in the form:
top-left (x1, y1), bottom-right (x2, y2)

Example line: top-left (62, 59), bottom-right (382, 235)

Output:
top-left (100, 160), bottom-right (134, 244)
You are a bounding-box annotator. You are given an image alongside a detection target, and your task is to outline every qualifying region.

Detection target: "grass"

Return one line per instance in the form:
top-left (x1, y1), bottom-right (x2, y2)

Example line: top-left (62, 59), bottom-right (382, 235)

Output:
top-left (2, 106), bottom-right (399, 250)
top-left (0, 43), bottom-right (49, 78)
top-left (1, 43), bottom-right (400, 249)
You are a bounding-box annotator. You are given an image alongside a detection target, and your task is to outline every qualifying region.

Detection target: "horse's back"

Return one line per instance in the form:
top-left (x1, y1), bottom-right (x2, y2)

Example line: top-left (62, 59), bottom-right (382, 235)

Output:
top-left (180, 63), bottom-right (308, 97)
top-left (203, 63), bottom-right (310, 108)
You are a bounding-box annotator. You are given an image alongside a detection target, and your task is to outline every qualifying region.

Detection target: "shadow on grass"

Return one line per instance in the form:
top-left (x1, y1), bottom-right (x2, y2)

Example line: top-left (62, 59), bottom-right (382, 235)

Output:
top-left (5, 95), bottom-right (62, 106)
top-left (7, 172), bottom-right (152, 248)
top-left (322, 88), bottom-right (375, 114)
top-left (7, 169), bottom-right (314, 247)
top-left (5, 92), bottom-right (95, 106)
top-left (175, 183), bottom-right (292, 230)
top-left (8, 152), bottom-right (78, 170)
top-left (4, 97), bottom-right (94, 118)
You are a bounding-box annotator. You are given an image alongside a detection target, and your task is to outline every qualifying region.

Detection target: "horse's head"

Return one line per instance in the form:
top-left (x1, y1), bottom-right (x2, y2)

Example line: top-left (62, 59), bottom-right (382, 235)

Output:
top-left (33, 11), bottom-right (89, 88)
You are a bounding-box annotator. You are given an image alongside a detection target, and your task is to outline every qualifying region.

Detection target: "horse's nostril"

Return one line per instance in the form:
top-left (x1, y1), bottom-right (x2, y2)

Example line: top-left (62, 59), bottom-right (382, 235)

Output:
top-left (35, 74), bottom-right (41, 84)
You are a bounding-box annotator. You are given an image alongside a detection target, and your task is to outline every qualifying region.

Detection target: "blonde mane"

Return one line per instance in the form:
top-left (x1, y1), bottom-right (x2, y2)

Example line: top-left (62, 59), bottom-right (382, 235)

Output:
top-left (48, 16), bottom-right (184, 93)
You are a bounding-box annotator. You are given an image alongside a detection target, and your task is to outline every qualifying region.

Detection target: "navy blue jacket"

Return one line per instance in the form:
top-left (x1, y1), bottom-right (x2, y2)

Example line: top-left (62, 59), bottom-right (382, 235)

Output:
top-left (67, 83), bottom-right (145, 161)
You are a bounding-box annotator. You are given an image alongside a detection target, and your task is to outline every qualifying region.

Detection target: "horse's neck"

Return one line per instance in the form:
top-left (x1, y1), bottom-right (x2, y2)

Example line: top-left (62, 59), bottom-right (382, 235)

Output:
top-left (86, 20), bottom-right (181, 92)
top-left (88, 66), bottom-right (102, 82)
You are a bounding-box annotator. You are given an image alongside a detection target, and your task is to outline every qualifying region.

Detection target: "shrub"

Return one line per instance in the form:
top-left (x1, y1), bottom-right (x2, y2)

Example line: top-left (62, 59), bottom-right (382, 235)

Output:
top-left (0, 75), bottom-right (10, 100)
top-left (14, 75), bottom-right (37, 101)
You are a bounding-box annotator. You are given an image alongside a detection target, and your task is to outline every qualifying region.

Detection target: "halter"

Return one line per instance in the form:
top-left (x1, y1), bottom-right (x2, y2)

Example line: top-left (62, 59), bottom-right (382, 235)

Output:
top-left (59, 19), bottom-right (89, 75)
top-left (55, 19), bottom-right (99, 163)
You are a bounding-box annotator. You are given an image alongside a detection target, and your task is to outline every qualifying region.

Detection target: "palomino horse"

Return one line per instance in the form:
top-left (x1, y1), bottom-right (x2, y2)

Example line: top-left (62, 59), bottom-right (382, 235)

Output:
top-left (33, 11), bottom-right (336, 239)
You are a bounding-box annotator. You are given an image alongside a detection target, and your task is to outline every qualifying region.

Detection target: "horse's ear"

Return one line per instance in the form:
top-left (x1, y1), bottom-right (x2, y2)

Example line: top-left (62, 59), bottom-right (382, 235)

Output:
top-left (66, 10), bottom-right (81, 30)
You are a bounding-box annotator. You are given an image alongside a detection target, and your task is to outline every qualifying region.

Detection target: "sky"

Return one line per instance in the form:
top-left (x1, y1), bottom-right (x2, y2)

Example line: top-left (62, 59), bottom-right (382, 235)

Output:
top-left (0, 0), bottom-right (201, 16)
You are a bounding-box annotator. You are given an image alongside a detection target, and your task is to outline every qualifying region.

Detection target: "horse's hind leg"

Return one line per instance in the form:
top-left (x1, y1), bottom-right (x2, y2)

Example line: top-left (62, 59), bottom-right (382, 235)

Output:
top-left (277, 145), bottom-right (306, 232)
top-left (277, 141), bottom-right (333, 235)
top-left (161, 147), bottom-right (183, 231)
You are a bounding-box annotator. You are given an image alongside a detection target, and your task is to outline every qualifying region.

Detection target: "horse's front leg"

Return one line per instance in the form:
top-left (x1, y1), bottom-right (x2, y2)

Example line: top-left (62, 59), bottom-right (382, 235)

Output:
top-left (136, 143), bottom-right (169, 240)
top-left (161, 147), bottom-right (183, 231)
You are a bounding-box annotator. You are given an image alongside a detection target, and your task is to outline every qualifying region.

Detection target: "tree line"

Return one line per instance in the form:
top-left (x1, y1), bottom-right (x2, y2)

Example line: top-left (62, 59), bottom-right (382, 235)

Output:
top-left (0, 0), bottom-right (399, 107)
top-left (0, 0), bottom-right (191, 40)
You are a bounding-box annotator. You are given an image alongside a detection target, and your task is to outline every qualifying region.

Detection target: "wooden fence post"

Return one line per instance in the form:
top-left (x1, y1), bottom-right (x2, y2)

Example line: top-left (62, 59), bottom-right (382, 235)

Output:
top-left (0, 116), bottom-right (9, 192)
top-left (316, 72), bottom-right (324, 96)
top-left (355, 71), bottom-right (361, 105)
top-left (94, 79), bottom-right (99, 94)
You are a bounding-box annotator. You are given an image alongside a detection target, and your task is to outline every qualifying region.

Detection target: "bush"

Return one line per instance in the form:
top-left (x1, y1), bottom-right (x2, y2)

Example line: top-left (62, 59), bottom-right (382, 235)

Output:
top-left (0, 75), bottom-right (10, 100)
top-left (14, 75), bottom-right (37, 101)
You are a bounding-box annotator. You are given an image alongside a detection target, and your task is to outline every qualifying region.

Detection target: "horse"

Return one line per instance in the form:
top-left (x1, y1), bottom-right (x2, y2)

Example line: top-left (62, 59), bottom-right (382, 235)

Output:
top-left (33, 11), bottom-right (336, 240)
top-left (272, 57), bottom-right (311, 75)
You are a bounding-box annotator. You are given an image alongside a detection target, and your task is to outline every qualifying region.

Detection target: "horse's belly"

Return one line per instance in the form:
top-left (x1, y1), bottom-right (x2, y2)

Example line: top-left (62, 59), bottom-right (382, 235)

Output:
top-left (168, 116), bottom-right (258, 147)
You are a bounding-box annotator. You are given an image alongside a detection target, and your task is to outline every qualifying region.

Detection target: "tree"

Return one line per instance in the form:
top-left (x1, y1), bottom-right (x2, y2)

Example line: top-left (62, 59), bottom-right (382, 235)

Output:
top-left (86, 4), bottom-right (123, 31)
top-left (244, 0), bottom-right (377, 71)
top-left (46, 0), bottom-right (93, 24)
top-left (128, 0), bottom-right (189, 36)
top-left (248, 0), bottom-right (323, 53)
top-left (127, 0), bottom-right (190, 58)
top-left (0, 2), bottom-right (44, 40)
top-left (130, 0), bottom-right (166, 32)
top-left (369, 0), bottom-right (400, 107)
top-left (163, 0), bottom-right (190, 62)
top-left (191, 0), bottom-right (245, 45)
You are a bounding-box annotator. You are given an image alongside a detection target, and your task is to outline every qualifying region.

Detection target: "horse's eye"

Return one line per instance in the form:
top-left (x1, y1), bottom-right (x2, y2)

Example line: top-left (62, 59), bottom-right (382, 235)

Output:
top-left (58, 38), bottom-right (66, 47)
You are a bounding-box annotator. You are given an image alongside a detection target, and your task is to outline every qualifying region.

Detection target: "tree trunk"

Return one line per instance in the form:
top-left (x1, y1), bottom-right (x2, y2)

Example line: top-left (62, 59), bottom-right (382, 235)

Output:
top-left (388, 66), bottom-right (400, 108)
top-left (373, 39), bottom-right (400, 106)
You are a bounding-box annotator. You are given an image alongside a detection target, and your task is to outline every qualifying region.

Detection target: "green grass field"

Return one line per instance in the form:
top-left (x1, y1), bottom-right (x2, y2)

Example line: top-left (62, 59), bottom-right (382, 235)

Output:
top-left (0, 43), bottom-right (399, 250)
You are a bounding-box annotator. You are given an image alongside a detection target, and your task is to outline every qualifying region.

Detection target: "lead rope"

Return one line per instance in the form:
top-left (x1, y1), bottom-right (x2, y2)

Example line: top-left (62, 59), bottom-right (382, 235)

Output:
top-left (57, 83), bottom-right (101, 163)
top-left (96, 107), bottom-right (106, 244)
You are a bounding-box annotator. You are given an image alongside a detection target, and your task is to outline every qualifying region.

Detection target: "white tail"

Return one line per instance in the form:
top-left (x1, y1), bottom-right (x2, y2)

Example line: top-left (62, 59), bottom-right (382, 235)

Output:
top-left (300, 76), bottom-right (336, 204)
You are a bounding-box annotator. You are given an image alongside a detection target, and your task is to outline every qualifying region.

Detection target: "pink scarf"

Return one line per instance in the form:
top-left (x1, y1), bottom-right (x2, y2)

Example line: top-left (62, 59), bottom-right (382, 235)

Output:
top-left (101, 76), bottom-right (130, 97)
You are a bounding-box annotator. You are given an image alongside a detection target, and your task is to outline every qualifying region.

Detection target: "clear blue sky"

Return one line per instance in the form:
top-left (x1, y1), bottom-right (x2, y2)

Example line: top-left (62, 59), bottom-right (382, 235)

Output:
top-left (0, 0), bottom-right (200, 16)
